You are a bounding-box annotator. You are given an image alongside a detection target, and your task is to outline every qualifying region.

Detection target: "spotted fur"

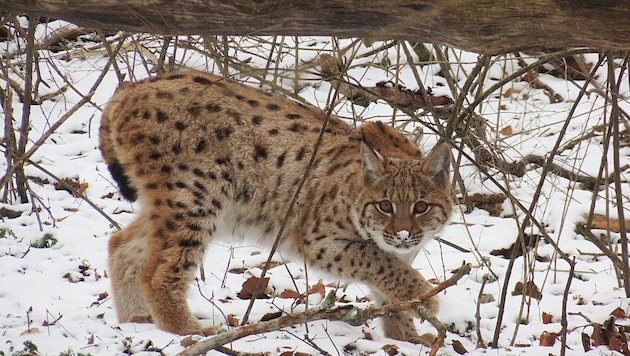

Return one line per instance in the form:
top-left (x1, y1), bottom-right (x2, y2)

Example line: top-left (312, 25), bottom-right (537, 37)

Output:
top-left (100, 72), bottom-right (452, 345)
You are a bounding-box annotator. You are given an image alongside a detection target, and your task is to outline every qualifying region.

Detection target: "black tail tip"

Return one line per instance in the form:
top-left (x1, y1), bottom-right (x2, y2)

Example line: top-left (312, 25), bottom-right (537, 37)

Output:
top-left (107, 161), bottom-right (138, 202)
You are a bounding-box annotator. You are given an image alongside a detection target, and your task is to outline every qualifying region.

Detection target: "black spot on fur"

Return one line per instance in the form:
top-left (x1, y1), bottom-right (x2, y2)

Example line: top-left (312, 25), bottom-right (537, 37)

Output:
top-left (295, 147), bottom-right (307, 161)
top-left (195, 139), bottom-right (207, 153)
top-left (266, 103), bottom-right (280, 111)
top-left (254, 144), bottom-right (268, 162)
top-left (160, 165), bottom-right (172, 174)
top-left (156, 110), bottom-right (168, 123)
top-left (156, 91), bottom-right (174, 99)
top-left (216, 157), bottom-right (231, 165)
top-left (286, 113), bottom-right (301, 120)
top-left (251, 115), bottom-right (263, 125)
top-left (289, 123), bottom-right (308, 133)
top-left (179, 238), bottom-right (202, 247)
top-left (276, 152), bottom-right (286, 168)
top-left (206, 103), bottom-right (222, 112)
top-left (187, 104), bottom-right (202, 116)
top-left (248, 100), bottom-right (259, 107)
top-left (193, 76), bottom-right (213, 85)
top-left (269, 128), bottom-right (280, 135)
top-left (214, 126), bottom-right (234, 141)
top-left (174, 121), bottom-right (187, 131)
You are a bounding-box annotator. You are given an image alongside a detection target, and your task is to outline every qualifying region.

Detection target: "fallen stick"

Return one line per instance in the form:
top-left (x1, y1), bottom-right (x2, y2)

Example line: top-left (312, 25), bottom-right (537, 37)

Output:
top-left (177, 263), bottom-right (472, 356)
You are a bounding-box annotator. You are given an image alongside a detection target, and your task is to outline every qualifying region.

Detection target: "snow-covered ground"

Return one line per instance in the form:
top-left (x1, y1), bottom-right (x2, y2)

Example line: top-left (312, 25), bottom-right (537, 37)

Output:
top-left (1, 20), bottom-right (629, 355)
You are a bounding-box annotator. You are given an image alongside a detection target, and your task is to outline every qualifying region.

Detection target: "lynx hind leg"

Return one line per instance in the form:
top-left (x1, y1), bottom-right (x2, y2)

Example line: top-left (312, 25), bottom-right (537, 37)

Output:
top-left (108, 215), bottom-right (151, 323)
top-left (139, 211), bottom-right (210, 335)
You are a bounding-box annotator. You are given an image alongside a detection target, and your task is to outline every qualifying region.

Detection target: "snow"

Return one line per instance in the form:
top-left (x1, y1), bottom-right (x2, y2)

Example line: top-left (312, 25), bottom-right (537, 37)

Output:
top-left (1, 21), bottom-right (630, 355)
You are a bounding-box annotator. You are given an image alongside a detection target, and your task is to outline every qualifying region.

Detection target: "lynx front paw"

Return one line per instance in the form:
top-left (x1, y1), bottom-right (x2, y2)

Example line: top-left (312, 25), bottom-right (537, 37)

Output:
top-left (129, 315), bottom-right (153, 323)
top-left (408, 332), bottom-right (438, 347)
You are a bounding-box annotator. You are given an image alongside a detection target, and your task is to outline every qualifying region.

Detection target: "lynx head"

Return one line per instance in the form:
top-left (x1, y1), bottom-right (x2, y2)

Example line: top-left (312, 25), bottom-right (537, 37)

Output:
top-left (352, 132), bottom-right (452, 255)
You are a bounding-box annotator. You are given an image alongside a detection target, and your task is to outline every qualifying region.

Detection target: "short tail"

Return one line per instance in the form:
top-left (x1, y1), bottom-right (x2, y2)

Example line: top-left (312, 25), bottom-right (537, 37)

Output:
top-left (99, 97), bottom-right (138, 202)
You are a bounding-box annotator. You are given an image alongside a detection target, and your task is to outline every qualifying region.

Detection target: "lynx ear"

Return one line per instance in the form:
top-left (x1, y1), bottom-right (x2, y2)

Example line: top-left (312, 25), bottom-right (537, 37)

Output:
top-left (423, 143), bottom-right (450, 188)
top-left (360, 132), bottom-right (386, 184)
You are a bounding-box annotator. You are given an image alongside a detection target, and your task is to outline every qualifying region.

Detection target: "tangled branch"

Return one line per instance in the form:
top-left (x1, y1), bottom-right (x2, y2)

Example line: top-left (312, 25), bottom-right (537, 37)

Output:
top-left (177, 263), bottom-right (472, 356)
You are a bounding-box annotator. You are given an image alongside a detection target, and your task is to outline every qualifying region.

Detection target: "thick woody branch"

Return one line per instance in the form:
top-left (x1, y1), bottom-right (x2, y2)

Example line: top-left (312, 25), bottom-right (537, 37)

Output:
top-left (2, 1), bottom-right (630, 54)
top-left (177, 263), bottom-right (472, 356)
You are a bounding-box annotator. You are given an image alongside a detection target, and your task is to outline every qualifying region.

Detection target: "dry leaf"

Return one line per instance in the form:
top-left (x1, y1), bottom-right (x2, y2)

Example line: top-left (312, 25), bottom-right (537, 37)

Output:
top-left (87, 334), bottom-right (95, 345)
top-left (308, 280), bottom-right (326, 300)
top-left (260, 311), bottom-right (283, 322)
top-left (180, 335), bottom-right (198, 347)
top-left (355, 295), bottom-right (372, 303)
top-left (20, 328), bottom-right (40, 336)
top-left (279, 289), bottom-right (300, 299)
top-left (500, 125), bottom-right (513, 136)
top-left (227, 314), bottom-right (239, 327)
top-left (479, 293), bottom-right (495, 304)
top-left (363, 329), bottom-right (373, 341)
top-left (512, 281), bottom-right (543, 300)
top-left (237, 276), bottom-right (270, 299)
top-left (581, 332), bottom-right (592, 352)
top-left (502, 87), bottom-right (521, 98)
top-left (452, 339), bottom-right (468, 354)
top-left (381, 344), bottom-right (398, 356)
top-left (610, 307), bottom-right (626, 319)
top-left (539, 331), bottom-right (557, 346)
top-left (589, 213), bottom-right (630, 233)
top-left (542, 312), bottom-right (553, 324)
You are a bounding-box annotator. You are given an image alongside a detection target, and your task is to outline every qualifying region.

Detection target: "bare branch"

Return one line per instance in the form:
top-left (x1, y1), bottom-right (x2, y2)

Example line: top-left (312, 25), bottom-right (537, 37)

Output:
top-left (178, 263), bottom-right (471, 356)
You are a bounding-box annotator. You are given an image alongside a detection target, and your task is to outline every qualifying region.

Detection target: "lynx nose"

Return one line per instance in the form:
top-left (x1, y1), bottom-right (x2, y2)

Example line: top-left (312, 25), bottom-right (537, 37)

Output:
top-left (396, 229), bottom-right (410, 242)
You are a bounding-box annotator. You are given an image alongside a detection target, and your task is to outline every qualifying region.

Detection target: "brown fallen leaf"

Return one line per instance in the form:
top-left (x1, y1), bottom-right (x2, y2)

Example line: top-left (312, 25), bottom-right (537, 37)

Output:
top-left (542, 312), bottom-right (553, 324)
top-left (452, 339), bottom-right (468, 354)
top-left (260, 311), bottom-right (283, 322)
top-left (539, 331), bottom-right (557, 346)
top-left (500, 125), bottom-right (513, 136)
top-left (610, 307), bottom-right (626, 319)
top-left (382, 343), bottom-right (398, 356)
top-left (20, 328), bottom-right (40, 336)
top-left (307, 280), bottom-right (326, 300)
top-left (512, 281), bottom-right (543, 300)
top-left (582, 332), bottom-right (592, 352)
top-left (237, 276), bottom-right (270, 299)
top-left (226, 314), bottom-right (239, 327)
top-left (278, 289), bottom-right (300, 299)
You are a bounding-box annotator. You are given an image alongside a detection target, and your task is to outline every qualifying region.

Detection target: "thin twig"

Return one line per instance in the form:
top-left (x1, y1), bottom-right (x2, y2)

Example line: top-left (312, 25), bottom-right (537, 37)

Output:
top-left (475, 275), bottom-right (489, 349)
top-left (560, 257), bottom-right (576, 356)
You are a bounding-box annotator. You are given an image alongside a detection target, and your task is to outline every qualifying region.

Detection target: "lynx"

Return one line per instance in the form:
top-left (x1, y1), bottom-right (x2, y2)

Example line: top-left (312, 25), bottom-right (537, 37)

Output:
top-left (100, 72), bottom-right (453, 345)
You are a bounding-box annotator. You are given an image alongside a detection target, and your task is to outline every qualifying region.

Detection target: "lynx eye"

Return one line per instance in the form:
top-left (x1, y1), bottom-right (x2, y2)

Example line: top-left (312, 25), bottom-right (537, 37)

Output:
top-left (376, 200), bottom-right (394, 214)
top-left (413, 201), bottom-right (430, 215)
